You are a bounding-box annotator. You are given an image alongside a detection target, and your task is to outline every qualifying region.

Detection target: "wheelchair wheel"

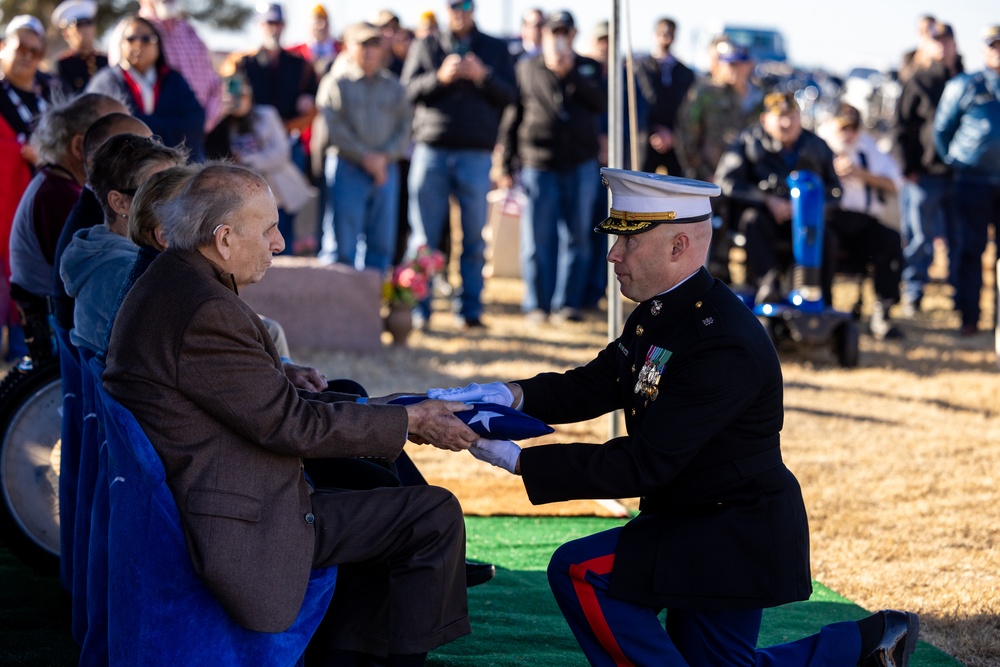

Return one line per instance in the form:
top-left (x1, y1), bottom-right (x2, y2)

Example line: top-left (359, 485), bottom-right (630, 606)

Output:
top-left (0, 359), bottom-right (62, 575)
top-left (833, 321), bottom-right (860, 368)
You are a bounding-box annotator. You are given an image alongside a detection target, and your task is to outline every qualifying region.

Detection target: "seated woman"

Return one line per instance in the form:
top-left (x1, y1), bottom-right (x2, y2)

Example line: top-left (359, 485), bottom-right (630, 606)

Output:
top-left (86, 15), bottom-right (205, 159)
top-left (59, 133), bottom-right (187, 357)
top-left (205, 73), bottom-right (314, 255)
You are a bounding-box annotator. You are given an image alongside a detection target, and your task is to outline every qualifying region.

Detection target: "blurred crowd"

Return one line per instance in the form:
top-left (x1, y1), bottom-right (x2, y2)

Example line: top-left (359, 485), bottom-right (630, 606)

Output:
top-left (1, 0), bottom-right (997, 361)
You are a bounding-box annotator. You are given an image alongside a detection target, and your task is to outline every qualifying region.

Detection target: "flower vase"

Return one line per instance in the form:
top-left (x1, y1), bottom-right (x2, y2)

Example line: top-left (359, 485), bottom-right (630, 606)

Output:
top-left (385, 304), bottom-right (413, 346)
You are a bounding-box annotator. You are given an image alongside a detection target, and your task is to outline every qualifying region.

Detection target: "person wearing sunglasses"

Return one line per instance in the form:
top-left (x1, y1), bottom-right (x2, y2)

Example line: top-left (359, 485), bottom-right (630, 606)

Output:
top-left (104, 0), bottom-right (222, 133)
top-left (52, 0), bottom-right (108, 94)
top-left (400, 0), bottom-right (517, 330)
top-left (87, 14), bottom-right (206, 160)
top-left (0, 15), bottom-right (59, 360)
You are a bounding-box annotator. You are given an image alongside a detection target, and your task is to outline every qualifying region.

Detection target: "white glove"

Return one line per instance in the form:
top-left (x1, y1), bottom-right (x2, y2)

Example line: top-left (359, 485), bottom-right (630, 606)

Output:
top-left (469, 438), bottom-right (521, 474)
top-left (428, 382), bottom-right (514, 407)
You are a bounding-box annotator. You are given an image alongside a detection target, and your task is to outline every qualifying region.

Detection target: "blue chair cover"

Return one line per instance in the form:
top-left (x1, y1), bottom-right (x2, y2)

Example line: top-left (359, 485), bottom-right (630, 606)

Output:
top-left (55, 323), bottom-right (82, 595)
top-left (96, 381), bottom-right (338, 666)
top-left (71, 345), bottom-right (102, 645)
top-left (80, 356), bottom-right (110, 666)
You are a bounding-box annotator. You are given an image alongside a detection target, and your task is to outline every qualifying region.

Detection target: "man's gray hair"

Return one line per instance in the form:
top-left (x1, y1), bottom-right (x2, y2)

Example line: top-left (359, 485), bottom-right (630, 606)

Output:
top-left (30, 92), bottom-right (127, 165)
top-left (160, 163), bottom-right (269, 251)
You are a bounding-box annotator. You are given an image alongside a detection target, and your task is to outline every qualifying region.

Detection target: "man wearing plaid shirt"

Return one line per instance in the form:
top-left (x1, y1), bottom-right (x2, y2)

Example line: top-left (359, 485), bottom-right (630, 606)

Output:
top-left (108, 0), bottom-right (221, 132)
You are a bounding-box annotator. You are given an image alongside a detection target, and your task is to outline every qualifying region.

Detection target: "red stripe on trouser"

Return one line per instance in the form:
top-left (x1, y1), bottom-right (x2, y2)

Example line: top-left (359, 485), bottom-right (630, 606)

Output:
top-left (568, 554), bottom-right (634, 667)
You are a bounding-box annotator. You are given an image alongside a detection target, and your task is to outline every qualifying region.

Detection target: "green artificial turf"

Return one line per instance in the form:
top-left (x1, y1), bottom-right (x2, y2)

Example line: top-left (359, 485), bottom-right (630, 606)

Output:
top-left (0, 517), bottom-right (959, 666)
top-left (432, 516), bottom-right (960, 667)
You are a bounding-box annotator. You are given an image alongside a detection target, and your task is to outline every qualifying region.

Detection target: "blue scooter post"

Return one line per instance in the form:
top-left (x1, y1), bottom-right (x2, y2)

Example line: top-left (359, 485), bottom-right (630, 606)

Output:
top-left (752, 170), bottom-right (859, 367)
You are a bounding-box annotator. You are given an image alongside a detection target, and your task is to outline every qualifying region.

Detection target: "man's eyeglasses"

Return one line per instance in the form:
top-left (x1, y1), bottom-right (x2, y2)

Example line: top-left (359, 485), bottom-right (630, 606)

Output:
top-left (71, 18), bottom-right (95, 28)
top-left (123, 34), bottom-right (159, 45)
top-left (449, 1), bottom-right (474, 12)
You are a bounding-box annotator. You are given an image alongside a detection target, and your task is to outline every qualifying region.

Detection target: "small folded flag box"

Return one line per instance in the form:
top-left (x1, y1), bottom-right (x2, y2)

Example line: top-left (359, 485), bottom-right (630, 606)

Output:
top-left (389, 396), bottom-right (554, 440)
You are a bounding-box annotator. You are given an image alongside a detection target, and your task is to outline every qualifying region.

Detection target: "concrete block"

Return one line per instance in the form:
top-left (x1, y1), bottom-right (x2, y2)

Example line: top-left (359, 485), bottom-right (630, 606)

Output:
top-left (241, 257), bottom-right (382, 352)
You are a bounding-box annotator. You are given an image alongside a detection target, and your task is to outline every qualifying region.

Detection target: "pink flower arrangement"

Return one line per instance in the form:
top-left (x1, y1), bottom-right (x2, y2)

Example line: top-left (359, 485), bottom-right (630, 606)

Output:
top-left (383, 245), bottom-right (446, 307)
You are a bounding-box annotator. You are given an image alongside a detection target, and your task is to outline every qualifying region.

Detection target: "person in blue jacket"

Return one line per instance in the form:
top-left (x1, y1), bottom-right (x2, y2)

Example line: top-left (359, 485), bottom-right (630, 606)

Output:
top-left (86, 14), bottom-right (205, 160)
top-left (934, 25), bottom-right (1000, 336)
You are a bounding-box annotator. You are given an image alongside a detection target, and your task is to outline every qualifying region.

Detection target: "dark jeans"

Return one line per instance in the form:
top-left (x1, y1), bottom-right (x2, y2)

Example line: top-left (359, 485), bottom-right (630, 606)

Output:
top-left (826, 209), bottom-right (902, 304)
top-left (951, 175), bottom-right (1000, 329)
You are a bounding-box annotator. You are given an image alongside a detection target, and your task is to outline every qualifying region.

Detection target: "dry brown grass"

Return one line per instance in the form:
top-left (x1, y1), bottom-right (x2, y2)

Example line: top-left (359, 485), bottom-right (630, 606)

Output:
top-left (294, 247), bottom-right (999, 667)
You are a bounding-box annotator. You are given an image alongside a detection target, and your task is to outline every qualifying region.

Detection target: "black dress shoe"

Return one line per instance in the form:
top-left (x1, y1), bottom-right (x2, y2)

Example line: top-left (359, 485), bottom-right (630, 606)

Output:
top-left (459, 316), bottom-right (486, 330)
top-left (858, 610), bottom-right (919, 667)
top-left (465, 561), bottom-right (496, 587)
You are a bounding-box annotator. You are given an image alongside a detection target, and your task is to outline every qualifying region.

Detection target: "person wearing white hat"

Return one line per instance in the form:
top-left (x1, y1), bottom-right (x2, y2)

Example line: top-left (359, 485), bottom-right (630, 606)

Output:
top-left (1, 13), bottom-right (54, 360)
top-left (52, 0), bottom-right (108, 93)
top-left (430, 167), bottom-right (920, 667)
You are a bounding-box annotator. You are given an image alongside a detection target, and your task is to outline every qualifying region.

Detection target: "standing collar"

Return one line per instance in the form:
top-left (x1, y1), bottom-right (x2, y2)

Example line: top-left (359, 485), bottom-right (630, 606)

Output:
top-left (643, 266), bottom-right (714, 311)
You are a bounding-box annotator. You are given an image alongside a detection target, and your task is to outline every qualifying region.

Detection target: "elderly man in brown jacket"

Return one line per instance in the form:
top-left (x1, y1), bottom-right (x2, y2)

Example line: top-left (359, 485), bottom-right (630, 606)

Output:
top-left (103, 163), bottom-right (476, 665)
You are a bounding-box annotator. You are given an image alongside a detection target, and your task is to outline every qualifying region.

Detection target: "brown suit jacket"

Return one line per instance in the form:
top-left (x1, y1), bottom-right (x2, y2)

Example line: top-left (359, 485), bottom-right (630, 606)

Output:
top-left (103, 248), bottom-right (409, 632)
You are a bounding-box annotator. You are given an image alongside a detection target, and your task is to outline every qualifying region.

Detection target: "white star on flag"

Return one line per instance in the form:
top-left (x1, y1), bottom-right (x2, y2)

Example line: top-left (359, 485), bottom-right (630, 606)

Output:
top-left (467, 410), bottom-right (503, 432)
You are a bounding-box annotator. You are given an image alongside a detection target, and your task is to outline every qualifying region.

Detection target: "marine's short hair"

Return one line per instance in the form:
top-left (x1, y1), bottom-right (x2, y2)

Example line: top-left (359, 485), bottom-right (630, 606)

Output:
top-left (129, 164), bottom-right (201, 249)
top-left (160, 164), bottom-right (269, 251)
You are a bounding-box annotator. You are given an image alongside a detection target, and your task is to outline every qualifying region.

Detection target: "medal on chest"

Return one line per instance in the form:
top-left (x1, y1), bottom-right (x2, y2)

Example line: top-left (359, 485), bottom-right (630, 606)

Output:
top-left (634, 345), bottom-right (672, 403)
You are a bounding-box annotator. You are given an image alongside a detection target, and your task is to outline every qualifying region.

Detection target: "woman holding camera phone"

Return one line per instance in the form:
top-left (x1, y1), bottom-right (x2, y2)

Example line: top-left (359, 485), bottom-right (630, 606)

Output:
top-left (205, 73), bottom-right (314, 255)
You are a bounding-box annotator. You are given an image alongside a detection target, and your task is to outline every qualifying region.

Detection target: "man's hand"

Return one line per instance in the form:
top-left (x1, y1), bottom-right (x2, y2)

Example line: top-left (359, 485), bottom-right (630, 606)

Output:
top-left (427, 382), bottom-right (515, 407)
top-left (833, 154), bottom-right (857, 179)
top-left (405, 400), bottom-right (479, 451)
top-left (458, 53), bottom-right (489, 85)
top-left (649, 126), bottom-right (674, 153)
top-left (361, 152), bottom-right (389, 186)
top-left (295, 93), bottom-right (316, 116)
top-left (765, 195), bottom-right (793, 224)
top-left (437, 54), bottom-right (463, 84)
top-left (283, 363), bottom-right (328, 391)
top-left (469, 438), bottom-right (521, 474)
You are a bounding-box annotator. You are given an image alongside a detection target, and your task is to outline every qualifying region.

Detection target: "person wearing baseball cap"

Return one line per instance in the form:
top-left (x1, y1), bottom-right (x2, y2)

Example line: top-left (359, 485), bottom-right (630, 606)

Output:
top-left (400, 0), bottom-right (517, 329)
top-left (498, 8), bottom-right (605, 324)
top-left (313, 20), bottom-right (410, 273)
top-left (431, 167), bottom-right (918, 666)
top-left (52, 0), bottom-right (109, 93)
top-left (933, 24), bottom-right (1000, 336)
top-left (715, 89), bottom-right (841, 305)
top-left (892, 19), bottom-right (963, 319)
top-left (817, 103), bottom-right (906, 340)
top-left (1, 13), bottom-right (55, 361)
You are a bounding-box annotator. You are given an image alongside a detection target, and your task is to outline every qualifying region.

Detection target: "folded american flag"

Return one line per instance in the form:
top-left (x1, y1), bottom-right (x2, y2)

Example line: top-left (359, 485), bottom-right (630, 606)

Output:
top-left (389, 396), bottom-right (554, 440)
